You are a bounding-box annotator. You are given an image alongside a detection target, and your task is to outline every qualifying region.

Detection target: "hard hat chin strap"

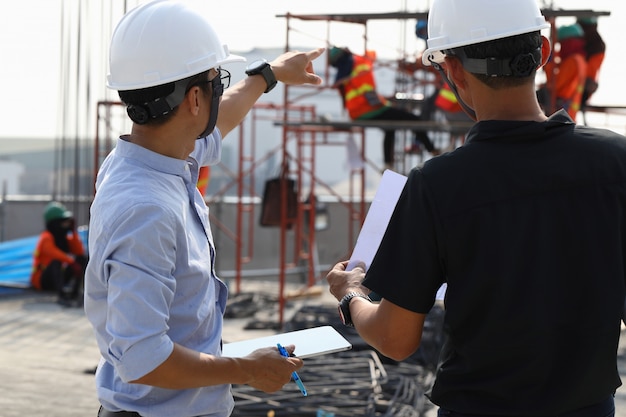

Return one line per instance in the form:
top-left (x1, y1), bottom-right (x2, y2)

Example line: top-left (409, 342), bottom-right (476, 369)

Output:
top-left (197, 75), bottom-right (224, 139)
top-left (429, 57), bottom-right (477, 121)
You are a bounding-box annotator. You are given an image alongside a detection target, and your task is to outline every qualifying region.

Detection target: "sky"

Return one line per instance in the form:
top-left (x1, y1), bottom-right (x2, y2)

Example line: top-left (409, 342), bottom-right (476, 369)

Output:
top-left (0, 0), bottom-right (623, 140)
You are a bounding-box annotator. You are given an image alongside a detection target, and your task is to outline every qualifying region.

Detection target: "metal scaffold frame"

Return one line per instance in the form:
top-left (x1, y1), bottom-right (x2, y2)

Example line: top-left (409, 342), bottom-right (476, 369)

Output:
top-left (239, 102), bottom-right (368, 327)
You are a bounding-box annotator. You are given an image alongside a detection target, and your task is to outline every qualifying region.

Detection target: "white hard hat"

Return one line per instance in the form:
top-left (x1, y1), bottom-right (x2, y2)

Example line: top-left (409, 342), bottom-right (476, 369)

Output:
top-left (107, 0), bottom-right (245, 91)
top-left (422, 0), bottom-right (550, 66)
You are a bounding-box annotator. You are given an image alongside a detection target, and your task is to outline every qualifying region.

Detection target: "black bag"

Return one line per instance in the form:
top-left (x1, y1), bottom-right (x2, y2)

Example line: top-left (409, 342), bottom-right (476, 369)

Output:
top-left (259, 167), bottom-right (298, 228)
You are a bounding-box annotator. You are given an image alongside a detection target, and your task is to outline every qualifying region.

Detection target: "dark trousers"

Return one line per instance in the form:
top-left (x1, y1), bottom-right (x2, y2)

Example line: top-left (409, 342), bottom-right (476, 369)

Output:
top-left (98, 406), bottom-right (141, 417)
top-left (40, 256), bottom-right (86, 302)
top-left (437, 395), bottom-right (614, 417)
top-left (366, 106), bottom-right (436, 164)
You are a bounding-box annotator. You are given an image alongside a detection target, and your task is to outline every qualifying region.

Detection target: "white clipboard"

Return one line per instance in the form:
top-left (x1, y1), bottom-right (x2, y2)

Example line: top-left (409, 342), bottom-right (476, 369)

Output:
top-left (222, 326), bottom-right (352, 359)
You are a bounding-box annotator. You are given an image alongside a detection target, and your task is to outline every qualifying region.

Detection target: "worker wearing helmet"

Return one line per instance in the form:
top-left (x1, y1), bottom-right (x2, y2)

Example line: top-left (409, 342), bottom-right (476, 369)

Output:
top-left (327, 0), bottom-right (626, 415)
top-left (577, 16), bottom-right (606, 107)
top-left (329, 46), bottom-right (440, 171)
top-left (542, 24), bottom-right (587, 120)
top-left (31, 201), bottom-right (86, 306)
top-left (84, 1), bottom-right (323, 416)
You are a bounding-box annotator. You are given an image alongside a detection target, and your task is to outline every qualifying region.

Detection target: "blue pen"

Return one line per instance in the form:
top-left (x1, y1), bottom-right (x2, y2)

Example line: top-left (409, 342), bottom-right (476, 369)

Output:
top-left (276, 343), bottom-right (307, 396)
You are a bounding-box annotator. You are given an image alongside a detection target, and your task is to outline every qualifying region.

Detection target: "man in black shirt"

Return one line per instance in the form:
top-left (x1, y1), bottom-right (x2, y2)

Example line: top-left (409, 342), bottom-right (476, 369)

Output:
top-left (326, 0), bottom-right (626, 416)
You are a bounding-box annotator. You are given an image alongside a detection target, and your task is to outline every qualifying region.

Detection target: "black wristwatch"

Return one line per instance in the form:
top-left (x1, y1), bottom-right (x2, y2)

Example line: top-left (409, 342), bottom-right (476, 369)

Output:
top-left (245, 59), bottom-right (277, 93)
top-left (338, 292), bottom-right (371, 327)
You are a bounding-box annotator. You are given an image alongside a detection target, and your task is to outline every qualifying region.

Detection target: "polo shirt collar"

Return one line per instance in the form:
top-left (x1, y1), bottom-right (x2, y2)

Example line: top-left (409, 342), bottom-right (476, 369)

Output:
top-left (465, 109), bottom-right (574, 144)
top-left (116, 136), bottom-right (190, 178)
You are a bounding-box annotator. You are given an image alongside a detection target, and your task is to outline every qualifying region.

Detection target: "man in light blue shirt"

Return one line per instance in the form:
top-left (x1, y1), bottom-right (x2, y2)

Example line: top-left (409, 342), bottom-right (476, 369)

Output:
top-left (84, 1), bottom-right (324, 416)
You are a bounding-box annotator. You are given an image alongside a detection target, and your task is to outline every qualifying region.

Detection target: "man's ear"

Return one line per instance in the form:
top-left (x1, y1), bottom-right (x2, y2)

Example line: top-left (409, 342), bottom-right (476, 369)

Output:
top-left (445, 56), bottom-right (467, 90)
top-left (184, 86), bottom-right (201, 116)
top-left (539, 35), bottom-right (552, 68)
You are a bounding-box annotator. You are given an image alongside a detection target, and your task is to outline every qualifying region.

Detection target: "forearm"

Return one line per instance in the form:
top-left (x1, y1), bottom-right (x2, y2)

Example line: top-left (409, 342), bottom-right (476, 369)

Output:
top-left (131, 343), bottom-right (254, 389)
top-left (131, 342), bottom-right (301, 392)
top-left (350, 298), bottom-right (425, 361)
top-left (215, 48), bottom-right (324, 138)
top-left (349, 298), bottom-right (390, 350)
top-left (216, 77), bottom-right (265, 138)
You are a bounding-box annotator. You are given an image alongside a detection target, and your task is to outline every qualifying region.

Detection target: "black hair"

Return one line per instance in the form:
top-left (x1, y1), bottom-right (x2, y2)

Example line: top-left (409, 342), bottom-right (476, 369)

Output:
top-left (458, 31), bottom-right (543, 89)
top-left (118, 70), bottom-right (212, 125)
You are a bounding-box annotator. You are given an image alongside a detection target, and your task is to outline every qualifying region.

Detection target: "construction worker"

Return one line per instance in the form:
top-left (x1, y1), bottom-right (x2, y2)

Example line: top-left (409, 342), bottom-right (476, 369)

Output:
top-left (577, 16), bottom-right (606, 107)
top-left (329, 46), bottom-right (440, 171)
top-left (327, 0), bottom-right (626, 415)
top-left (31, 201), bottom-right (86, 306)
top-left (84, 1), bottom-right (323, 416)
top-left (543, 24), bottom-right (587, 121)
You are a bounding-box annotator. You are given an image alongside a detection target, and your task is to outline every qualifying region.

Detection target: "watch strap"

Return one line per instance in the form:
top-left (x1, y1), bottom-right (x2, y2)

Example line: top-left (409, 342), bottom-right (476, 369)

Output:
top-left (338, 292), bottom-right (371, 327)
top-left (245, 60), bottom-right (277, 93)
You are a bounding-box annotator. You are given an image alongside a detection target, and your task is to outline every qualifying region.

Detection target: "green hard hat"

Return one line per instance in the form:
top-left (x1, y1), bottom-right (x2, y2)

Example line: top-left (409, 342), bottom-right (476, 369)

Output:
top-left (44, 201), bottom-right (72, 223)
top-left (557, 24), bottom-right (584, 41)
top-left (328, 46), bottom-right (347, 65)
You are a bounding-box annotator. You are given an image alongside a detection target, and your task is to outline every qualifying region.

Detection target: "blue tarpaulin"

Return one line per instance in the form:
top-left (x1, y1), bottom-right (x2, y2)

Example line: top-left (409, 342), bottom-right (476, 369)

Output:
top-left (0, 228), bottom-right (88, 288)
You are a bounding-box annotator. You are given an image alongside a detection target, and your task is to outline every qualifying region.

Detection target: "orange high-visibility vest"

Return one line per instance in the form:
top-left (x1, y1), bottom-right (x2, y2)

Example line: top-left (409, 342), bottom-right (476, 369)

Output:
top-left (197, 166), bottom-right (210, 196)
top-left (586, 52), bottom-right (605, 85)
top-left (549, 53), bottom-right (587, 119)
top-left (342, 54), bottom-right (389, 119)
top-left (435, 84), bottom-right (463, 113)
top-left (31, 230), bottom-right (84, 290)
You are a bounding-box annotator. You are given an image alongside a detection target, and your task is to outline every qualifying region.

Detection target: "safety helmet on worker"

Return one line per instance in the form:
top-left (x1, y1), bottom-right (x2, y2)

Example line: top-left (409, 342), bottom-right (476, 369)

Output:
top-left (329, 46), bottom-right (349, 66)
top-left (415, 20), bottom-right (428, 41)
top-left (107, 0), bottom-right (244, 91)
top-left (422, 0), bottom-right (550, 66)
top-left (44, 202), bottom-right (72, 224)
top-left (557, 24), bottom-right (584, 41)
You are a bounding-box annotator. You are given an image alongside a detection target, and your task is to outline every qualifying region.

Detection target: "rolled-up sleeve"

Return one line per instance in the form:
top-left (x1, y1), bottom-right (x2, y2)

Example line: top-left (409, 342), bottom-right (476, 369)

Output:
top-left (97, 203), bottom-right (179, 382)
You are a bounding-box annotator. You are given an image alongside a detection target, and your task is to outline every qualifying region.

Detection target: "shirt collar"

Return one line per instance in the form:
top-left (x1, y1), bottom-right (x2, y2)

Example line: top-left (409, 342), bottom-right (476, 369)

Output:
top-left (465, 109), bottom-right (574, 144)
top-left (116, 135), bottom-right (191, 178)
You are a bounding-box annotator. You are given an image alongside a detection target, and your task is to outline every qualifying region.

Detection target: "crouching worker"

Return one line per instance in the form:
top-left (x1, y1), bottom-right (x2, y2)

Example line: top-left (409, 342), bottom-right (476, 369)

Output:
top-left (31, 201), bottom-right (86, 306)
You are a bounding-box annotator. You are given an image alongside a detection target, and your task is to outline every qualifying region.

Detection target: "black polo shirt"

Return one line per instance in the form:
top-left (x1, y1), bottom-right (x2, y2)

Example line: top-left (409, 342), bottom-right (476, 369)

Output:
top-left (364, 110), bottom-right (626, 415)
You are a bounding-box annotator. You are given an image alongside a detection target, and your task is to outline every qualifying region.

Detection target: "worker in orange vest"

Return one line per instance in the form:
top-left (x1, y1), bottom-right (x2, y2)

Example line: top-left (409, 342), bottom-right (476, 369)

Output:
top-left (577, 16), bottom-right (606, 107)
top-left (399, 20), bottom-right (471, 129)
top-left (31, 201), bottom-right (87, 306)
top-left (543, 24), bottom-right (587, 121)
top-left (330, 46), bottom-right (440, 170)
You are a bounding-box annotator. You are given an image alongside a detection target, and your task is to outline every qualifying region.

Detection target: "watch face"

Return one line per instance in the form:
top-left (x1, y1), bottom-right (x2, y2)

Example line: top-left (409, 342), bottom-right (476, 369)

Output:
top-left (248, 59), bottom-right (266, 71)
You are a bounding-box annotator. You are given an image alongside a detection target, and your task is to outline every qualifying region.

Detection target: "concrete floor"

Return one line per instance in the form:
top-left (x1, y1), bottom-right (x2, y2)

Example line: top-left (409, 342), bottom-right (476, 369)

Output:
top-left (1, 287), bottom-right (626, 417)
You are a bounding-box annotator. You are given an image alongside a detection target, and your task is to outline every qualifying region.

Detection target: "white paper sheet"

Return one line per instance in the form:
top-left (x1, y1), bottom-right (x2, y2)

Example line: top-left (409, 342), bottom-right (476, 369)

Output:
top-left (347, 169), bottom-right (408, 271)
top-left (347, 169), bottom-right (447, 301)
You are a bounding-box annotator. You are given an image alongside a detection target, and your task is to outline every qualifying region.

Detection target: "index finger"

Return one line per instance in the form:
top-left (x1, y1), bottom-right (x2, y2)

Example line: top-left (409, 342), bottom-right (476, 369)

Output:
top-left (305, 47), bottom-right (326, 61)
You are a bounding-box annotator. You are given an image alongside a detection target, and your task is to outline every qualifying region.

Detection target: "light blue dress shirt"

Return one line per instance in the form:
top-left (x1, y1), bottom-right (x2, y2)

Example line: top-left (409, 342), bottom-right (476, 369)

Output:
top-left (84, 131), bottom-right (232, 417)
